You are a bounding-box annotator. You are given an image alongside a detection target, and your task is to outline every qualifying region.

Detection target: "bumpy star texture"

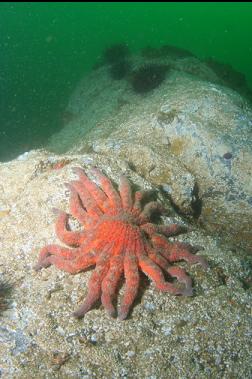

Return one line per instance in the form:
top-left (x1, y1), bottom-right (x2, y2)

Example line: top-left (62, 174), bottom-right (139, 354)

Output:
top-left (35, 167), bottom-right (207, 320)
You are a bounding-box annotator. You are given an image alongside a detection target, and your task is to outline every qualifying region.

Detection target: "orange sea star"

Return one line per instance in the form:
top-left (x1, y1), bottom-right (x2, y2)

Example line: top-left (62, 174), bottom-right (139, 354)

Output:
top-left (35, 167), bottom-right (208, 320)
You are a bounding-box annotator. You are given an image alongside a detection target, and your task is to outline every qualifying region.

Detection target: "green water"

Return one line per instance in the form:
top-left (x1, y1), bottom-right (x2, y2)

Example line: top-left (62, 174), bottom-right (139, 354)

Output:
top-left (1, 2), bottom-right (252, 161)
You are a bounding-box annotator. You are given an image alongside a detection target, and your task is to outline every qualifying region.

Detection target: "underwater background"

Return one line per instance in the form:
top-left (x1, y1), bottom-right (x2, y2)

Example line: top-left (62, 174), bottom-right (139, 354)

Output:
top-left (1, 4), bottom-right (252, 376)
top-left (1, 2), bottom-right (252, 161)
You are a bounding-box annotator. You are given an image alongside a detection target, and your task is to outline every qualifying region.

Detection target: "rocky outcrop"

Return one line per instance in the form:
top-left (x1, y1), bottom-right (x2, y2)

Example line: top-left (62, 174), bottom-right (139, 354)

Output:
top-left (0, 53), bottom-right (251, 377)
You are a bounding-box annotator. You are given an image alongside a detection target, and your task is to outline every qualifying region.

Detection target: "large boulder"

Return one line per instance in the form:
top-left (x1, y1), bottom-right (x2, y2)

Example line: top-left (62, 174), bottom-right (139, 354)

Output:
top-left (0, 150), bottom-right (251, 378)
top-left (0, 53), bottom-right (251, 377)
top-left (47, 57), bottom-right (252, 251)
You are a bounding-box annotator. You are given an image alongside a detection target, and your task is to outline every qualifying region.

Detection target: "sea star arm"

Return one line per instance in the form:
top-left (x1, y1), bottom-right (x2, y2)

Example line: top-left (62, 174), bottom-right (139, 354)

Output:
top-left (132, 190), bottom-right (144, 217)
top-left (53, 208), bottom-right (87, 246)
top-left (167, 266), bottom-right (193, 295)
top-left (72, 167), bottom-right (108, 212)
top-left (141, 223), bottom-right (188, 238)
top-left (70, 180), bottom-right (103, 219)
top-left (73, 247), bottom-right (110, 318)
top-left (138, 254), bottom-right (183, 295)
top-left (166, 242), bottom-right (208, 268)
top-left (92, 168), bottom-right (122, 213)
top-left (101, 255), bottom-right (124, 317)
top-left (145, 242), bottom-right (170, 270)
top-left (118, 176), bottom-right (133, 211)
top-left (145, 241), bottom-right (193, 295)
top-left (66, 183), bottom-right (89, 227)
top-left (37, 250), bottom-right (96, 274)
top-left (139, 201), bottom-right (165, 224)
top-left (151, 234), bottom-right (208, 268)
top-left (157, 224), bottom-right (189, 237)
top-left (118, 235), bottom-right (140, 320)
top-left (101, 226), bottom-right (127, 317)
top-left (34, 244), bottom-right (80, 271)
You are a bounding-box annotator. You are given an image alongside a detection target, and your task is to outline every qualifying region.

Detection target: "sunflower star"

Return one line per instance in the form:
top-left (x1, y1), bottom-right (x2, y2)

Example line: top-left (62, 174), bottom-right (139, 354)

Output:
top-left (35, 167), bottom-right (208, 320)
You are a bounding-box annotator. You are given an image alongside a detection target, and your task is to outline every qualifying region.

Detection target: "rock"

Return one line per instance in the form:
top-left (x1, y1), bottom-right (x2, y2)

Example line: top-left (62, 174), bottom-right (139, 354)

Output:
top-left (0, 150), bottom-right (251, 377)
top-left (0, 52), bottom-right (251, 377)
top-left (48, 57), bottom-right (252, 250)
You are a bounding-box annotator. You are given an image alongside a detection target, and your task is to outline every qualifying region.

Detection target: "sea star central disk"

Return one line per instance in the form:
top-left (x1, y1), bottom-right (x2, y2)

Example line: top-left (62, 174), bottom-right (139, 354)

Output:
top-left (35, 167), bottom-right (207, 320)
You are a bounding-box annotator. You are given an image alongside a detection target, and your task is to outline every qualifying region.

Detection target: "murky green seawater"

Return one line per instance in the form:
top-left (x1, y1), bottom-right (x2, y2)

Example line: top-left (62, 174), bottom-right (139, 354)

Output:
top-left (1, 2), bottom-right (252, 161)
